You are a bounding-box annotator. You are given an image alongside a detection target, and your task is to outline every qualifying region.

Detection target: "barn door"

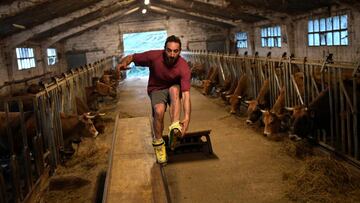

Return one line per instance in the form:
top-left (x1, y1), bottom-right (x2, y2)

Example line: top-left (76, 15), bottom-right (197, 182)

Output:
top-left (66, 53), bottom-right (87, 70)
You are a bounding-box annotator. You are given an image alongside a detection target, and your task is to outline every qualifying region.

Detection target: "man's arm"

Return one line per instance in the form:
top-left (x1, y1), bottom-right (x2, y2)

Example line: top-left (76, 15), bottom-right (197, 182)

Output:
top-left (180, 91), bottom-right (191, 136)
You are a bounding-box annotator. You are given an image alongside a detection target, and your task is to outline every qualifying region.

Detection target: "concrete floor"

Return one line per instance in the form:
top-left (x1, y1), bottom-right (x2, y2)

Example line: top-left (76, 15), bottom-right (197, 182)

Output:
top-left (116, 77), bottom-right (299, 203)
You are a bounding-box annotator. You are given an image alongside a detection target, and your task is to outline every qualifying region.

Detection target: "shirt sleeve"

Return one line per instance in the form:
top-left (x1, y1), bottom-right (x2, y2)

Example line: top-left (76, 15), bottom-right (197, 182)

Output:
top-left (133, 51), bottom-right (153, 67)
top-left (180, 61), bottom-right (191, 92)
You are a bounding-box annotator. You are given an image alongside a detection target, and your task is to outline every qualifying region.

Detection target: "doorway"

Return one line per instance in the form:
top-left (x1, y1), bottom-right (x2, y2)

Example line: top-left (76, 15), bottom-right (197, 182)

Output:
top-left (122, 30), bottom-right (167, 77)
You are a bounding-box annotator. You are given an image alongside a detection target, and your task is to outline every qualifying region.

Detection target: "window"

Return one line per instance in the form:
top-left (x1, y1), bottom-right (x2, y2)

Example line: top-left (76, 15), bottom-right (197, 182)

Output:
top-left (236, 32), bottom-right (248, 48)
top-left (261, 26), bottom-right (281, 48)
top-left (16, 47), bottom-right (36, 70)
top-left (308, 14), bottom-right (348, 46)
top-left (47, 48), bottom-right (58, 65)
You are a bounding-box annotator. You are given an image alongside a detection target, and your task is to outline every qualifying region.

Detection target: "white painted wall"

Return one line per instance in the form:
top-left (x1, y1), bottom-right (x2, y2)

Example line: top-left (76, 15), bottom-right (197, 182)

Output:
top-left (232, 5), bottom-right (360, 61)
top-left (293, 9), bottom-right (360, 61)
top-left (64, 16), bottom-right (227, 62)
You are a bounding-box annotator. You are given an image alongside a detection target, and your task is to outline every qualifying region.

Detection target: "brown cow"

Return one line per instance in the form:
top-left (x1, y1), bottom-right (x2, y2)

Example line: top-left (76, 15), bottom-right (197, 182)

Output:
top-left (287, 88), bottom-right (330, 141)
top-left (60, 112), bottom-right (98, 150)
top-left (85, 81), bottom-right (117, 110)
top-left (0, 112), bottom-right (33, 155)
top-left (0, 111), bottom-right (98, 156)
top-left (229, 74), bottom-right (249, 114)
top-left (191, 62), bottom-right (206, 80)
top-left (100, 74), bottom-right (118, 89)
top-left (22, 111), bottom-right (98, 155)
top-left (288, 85), bottom-right (360, 141)
top-left (202, 66), bottom-right (219, 95)
top-left (219, 76), bottom-right (239, 104)
top-left (261, 87), bottom-right (287, 136)
top-left (245, 79), bottom-right (270, 124)
top-left (95, 81), bottom-right (117, 98)
top-left (76, 97), bottom-right (106, 134)
top-left (218, 77), bottom-right (232, 99)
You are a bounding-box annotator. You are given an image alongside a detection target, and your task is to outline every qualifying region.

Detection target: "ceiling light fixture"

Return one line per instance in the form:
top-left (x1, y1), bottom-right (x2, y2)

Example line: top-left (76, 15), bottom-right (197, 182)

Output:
top-left (142, 8), bottom-right (147, 14)
top-left (144, 0), bottom-right (150, 5)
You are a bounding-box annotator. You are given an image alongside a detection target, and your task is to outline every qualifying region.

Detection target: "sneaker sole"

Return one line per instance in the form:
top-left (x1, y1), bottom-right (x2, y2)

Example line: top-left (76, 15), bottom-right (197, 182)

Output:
top-left (169, 129), bottom-right (181, 151)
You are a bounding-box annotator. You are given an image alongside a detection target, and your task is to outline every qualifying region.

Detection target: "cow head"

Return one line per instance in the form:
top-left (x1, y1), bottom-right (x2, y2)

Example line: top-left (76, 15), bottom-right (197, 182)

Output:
top-left (100, 74), bottom-right (112, 85)
top-left (96, 81), bottom-right (117, 98)
top-left (202, 80), bottom-right (212, 95)
top-left (245, 100), bottom-right (262, 125)
top-left (93, 112), bottom-right (106, 134)
top-left (78, 113), bottom-right (99, 138)
top-left (287, 106), bottom-right (314, 140)
top-left (27, 83), bottom-right (44, 94)
top-left (261, 110), bottom-right (289, 136)
top-left (229, 94), bottom-right (242, 114)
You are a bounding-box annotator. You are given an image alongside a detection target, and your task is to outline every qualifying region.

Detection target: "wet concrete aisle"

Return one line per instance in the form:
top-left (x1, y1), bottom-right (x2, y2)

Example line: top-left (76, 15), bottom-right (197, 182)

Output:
top-left (116, 77), bottom-right (299, 203)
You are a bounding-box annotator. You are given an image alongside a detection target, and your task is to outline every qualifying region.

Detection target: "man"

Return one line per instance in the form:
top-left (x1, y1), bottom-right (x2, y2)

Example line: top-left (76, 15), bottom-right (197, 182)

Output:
top-left (117, 35), bottom-right (191, 164)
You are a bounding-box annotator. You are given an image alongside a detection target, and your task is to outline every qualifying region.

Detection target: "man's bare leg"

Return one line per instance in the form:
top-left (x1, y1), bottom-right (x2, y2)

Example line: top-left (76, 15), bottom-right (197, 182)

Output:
top-left (152, 103), bottom-right (167, 164)
top-left (153, 103), bottom-right (166, 139)
top-left (169, 85), bottom-right (181, 123)
top-left (168, 85), bottom-right (182, 150)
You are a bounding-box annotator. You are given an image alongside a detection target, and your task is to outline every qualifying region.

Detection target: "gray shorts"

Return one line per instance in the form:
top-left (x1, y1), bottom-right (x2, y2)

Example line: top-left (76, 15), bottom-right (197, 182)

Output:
top-left (149, 85), bottom-right (180, 113)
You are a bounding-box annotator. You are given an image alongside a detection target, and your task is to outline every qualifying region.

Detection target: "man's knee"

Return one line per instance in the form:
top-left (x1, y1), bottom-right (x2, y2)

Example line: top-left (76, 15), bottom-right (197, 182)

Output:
top-left (153, 104), bottom-right (166, 118)
top-left (169, 85), bottom-right (180, 95)
top-left (169, 85), bottom-right (180, 100)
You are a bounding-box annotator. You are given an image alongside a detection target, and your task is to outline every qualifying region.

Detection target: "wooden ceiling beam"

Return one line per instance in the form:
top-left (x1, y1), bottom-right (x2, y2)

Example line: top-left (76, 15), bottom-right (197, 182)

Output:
top-left (4, 0), bottom-right (136, 49)
top-left (42, 6), bottom-right (140, 47)
top-left (149, 4), bottom-right (237, 27)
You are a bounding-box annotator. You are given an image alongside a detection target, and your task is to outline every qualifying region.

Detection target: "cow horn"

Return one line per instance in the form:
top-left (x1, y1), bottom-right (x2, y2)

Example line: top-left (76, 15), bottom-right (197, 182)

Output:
top-left (237, 96), bottom-right (242, 99)
top-left (85, 112), bottom-right (95, 119)
top-left (260, 109), bottom-right (267, 113)
top-left (285, 107), bottom-right (294, 111)
top-left (97, 112), bottom-right (106, 116)
top-left (245, 100), bottom-right (251, 104)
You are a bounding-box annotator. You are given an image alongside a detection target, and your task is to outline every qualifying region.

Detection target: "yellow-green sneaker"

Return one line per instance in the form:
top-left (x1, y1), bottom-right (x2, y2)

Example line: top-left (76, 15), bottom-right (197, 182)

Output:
top-left (168, 121), bottom-right (182, 151)
top-left (152, 139), bottom-right (167, 164)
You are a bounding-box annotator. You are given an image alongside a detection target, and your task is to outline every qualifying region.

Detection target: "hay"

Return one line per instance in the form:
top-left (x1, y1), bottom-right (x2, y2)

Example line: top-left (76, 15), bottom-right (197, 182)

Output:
top-left (280, 138), bottom-right (313, 159)
top-left (64, 139), bottom-right (109, 168)
top-left (285, 157), bottom-right (360, 203)
top-left (49, 176), bottom-right (91, 191)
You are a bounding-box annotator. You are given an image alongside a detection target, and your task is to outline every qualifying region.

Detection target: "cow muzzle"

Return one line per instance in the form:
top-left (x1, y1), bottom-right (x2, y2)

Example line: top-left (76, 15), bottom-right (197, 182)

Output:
top-left (246, 119), bottom-right (254, 125)
top-left (93, 130), bottom-right (99, 138)
top-left (288, 134), bottom-right (302, 141)
top-left (263, 130), bottom-right (271, 137)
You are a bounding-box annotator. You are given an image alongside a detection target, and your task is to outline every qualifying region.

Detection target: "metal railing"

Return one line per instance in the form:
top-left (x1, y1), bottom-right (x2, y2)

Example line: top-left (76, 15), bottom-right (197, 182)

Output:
top-left (183, 50), bottom-right (360, 164)
top-left (0, 57), bottom-right (113, 203)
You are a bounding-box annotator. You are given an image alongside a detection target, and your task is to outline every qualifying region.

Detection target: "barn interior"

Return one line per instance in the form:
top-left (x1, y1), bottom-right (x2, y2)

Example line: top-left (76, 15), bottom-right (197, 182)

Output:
top-left (1, 0), bottom-right (360, 202)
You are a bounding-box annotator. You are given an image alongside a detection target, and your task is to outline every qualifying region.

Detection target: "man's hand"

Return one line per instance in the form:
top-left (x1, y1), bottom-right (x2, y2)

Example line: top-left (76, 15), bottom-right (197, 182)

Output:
top-left (116, 63), bottom-right (131, 71)
top-left (180, 117), bottom-right (190, 137)
top-left (116, 55), bottom-right (134, 72)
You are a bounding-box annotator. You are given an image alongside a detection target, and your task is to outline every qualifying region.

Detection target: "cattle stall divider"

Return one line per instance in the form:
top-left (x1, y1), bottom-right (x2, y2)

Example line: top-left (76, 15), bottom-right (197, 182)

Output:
top-left (0, 57), bottom-right (113, 203)
top-left (183, 51), bottom-right (360, 166)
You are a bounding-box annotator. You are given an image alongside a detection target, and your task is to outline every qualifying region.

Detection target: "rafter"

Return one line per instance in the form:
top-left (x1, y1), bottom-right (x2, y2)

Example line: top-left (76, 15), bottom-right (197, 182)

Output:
top-left (0, 0), bottom-right (101, 38)
top-left (149, 4), bottom-right (236, 27)
top-left (31, 0), bottom-right (138, 41)
top-left (226, 0), bottom-right (289, 21)
top-left (0, 0), bottom-right (50, 19)
top-left (151, 0), bottom-right (281, 22)
top-left (4, 0), bottom-right (136, 48)
top-left (43, 6), bottom-right (140, 47)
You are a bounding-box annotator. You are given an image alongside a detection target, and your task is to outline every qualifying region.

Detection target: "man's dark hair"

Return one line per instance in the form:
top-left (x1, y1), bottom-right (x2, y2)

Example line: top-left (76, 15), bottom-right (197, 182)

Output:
top-left (164, 35), bottom-right (181, 49)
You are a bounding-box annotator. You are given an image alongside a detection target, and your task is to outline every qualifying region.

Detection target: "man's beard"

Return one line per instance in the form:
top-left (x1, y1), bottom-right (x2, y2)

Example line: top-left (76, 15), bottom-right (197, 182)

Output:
top-left (163, 52), bottom-right (179, 68)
